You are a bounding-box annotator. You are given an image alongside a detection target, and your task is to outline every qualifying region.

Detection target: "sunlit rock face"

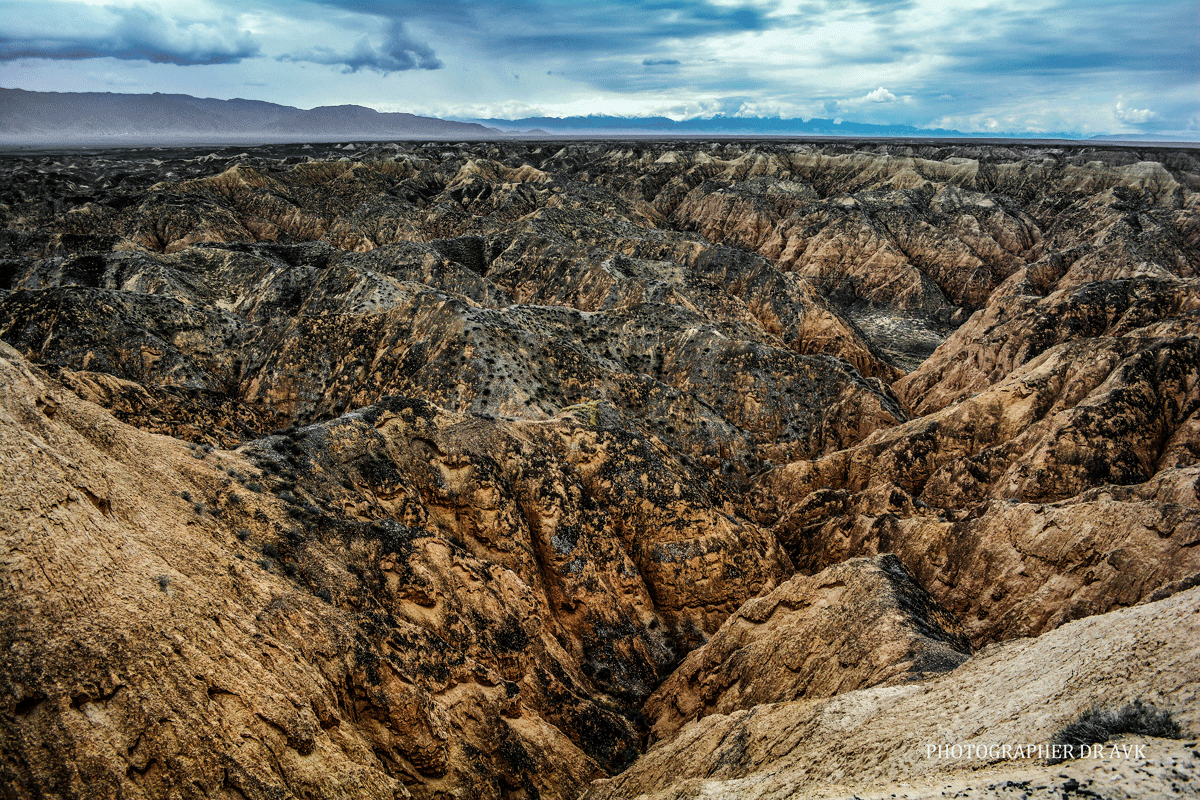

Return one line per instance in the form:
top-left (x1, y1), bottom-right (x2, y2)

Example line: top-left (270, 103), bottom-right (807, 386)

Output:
top-left (1, 140), bottom-right (1198, 800)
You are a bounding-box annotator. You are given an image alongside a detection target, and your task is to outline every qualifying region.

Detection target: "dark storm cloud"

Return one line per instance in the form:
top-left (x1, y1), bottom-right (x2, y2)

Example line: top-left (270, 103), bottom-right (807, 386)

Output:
top-left (0, 3), bottom-right (259, 65)
top-left (279, 19), bottom-right (442, 73)
top-left (937, 1), bottom-right (1196, 83)
top-left (306, 0), bottom-right (776, 60)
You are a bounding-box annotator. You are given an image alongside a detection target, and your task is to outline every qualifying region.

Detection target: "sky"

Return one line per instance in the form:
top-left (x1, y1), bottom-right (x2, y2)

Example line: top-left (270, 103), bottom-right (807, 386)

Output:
top-left (1, 0), bottom-right (1197, 137)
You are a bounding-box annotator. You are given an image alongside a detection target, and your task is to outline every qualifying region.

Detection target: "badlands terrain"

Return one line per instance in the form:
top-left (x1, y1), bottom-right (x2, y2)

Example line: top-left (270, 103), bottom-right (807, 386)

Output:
top-left (0, 138), bottom-right (1198, 799)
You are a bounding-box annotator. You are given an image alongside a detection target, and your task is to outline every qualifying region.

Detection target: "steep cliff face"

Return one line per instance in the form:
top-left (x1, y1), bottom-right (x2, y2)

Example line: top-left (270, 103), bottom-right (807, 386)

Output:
top-left (2, 139), bottom-right (1198, 799)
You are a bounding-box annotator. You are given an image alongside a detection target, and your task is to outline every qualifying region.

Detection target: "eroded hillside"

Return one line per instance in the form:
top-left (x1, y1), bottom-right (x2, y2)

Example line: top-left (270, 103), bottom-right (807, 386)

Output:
top-left (1, 139), bottom-right (1198, 799)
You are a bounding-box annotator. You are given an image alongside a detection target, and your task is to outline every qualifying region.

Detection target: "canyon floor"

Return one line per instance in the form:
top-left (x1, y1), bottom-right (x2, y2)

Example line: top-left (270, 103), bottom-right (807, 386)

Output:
top-left (1, 139), bottom-right (1198, 799)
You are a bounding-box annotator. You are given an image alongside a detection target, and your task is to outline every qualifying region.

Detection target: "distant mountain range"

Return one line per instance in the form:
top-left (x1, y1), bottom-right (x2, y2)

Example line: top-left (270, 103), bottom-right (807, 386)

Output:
top-left (0, 88), bottom-right (500, 143)
top-left (471, 114), bottom-right (1167, 142)
top-left (1, 88), bottom-right (1191, 145)
top-left (473, 116), bottom-right (1195, 143)
top-left (468, 114), bottom-right (991, 139)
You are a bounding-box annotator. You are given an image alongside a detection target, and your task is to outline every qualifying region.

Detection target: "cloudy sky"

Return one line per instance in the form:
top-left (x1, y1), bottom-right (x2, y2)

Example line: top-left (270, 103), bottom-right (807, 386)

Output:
top-left (1, 0), bottom-right (1196, 136)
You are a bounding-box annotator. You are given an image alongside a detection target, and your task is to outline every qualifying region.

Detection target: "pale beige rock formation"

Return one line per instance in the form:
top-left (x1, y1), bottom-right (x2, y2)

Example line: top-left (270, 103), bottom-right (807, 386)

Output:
top-left (587, 586), bottom-right (1200, 800)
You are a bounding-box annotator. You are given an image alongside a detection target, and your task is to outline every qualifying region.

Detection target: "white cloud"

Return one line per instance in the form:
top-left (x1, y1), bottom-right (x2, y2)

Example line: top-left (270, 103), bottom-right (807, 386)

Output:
top-left (837, 86), bottom-right (909, 108)
top-left (1114, 100), bottom-right (1156, 124)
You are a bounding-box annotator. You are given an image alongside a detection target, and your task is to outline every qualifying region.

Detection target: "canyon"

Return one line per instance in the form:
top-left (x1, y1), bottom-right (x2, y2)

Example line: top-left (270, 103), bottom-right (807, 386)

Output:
top-left (1, 138), bottom-right (1197, 799)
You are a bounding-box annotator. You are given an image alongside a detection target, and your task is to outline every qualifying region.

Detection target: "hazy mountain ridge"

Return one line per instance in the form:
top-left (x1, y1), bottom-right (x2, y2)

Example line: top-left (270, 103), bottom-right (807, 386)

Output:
top-left (466, 113), bottom-right (1175, 141)
top-left (0, 88), bottom-right (501, 142)
top-left (4, 88), bottom-right (1192, 145)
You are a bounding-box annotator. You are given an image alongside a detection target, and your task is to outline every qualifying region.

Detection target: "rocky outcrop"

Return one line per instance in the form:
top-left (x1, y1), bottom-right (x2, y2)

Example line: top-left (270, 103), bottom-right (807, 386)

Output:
top-left (0, 238), bottom-right (907, 484)
top-left (747, 163), bottom-right (1200, 644)
top-left (752, 337), bottom-right (1200, 644)
top-left (764, 469), bottom-right (1200, 645)
top-left (642, 555), bottom-right (970, 743)
top-left (896, 276), bottom-right (1200, 416)
top-left (587, 585), bottom-right (1200, 800)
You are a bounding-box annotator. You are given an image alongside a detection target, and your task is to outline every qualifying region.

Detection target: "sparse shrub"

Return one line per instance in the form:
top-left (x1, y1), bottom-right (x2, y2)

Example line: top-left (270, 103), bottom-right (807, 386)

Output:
top-left (257, 558), bottom-right (272, 571)
top-left (155, 575), bottom-right (170, 590)
top-left (236, 528), bottom-right (251, 542)
top-left (180, 491), bottom-right (192, 502)
top-left (192, 502), bottom-right (205, 515)
top-left (261, 543), bottom-right (279, 559)
top-left (1048, 700), bottom-right (1185, 764)
top-left (316, 589), bottom-right (332, 602)
top-left (245, 481), bottom-right (266, 493)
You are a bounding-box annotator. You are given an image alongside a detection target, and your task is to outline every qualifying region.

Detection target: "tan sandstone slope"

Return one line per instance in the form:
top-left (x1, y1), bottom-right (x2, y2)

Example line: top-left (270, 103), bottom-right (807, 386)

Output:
top-left (587, 585), bottom-right (1200, 800)
top-left (642, 555), bottom-right (971, 744)
top-left (0, 340), bottom-right (793, 799)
